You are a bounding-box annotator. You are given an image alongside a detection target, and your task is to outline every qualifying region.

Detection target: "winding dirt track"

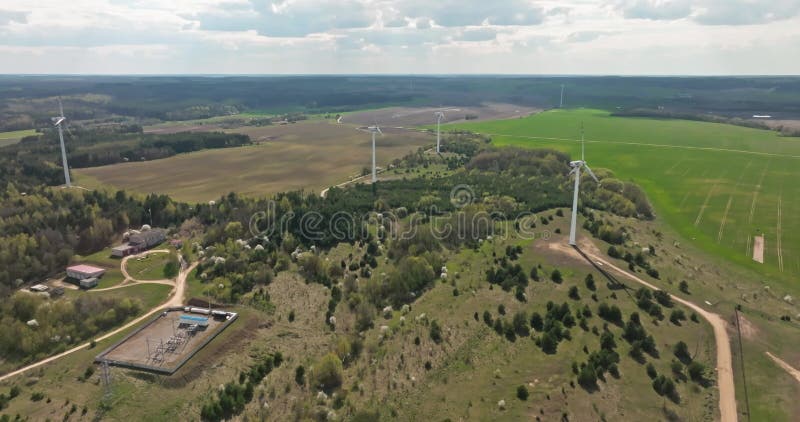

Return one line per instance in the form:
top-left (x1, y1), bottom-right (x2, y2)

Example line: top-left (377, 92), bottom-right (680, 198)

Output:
top-left (0, 252), bottom-right (197, 383)
top-left (551, 240), bottom-right (737, 422)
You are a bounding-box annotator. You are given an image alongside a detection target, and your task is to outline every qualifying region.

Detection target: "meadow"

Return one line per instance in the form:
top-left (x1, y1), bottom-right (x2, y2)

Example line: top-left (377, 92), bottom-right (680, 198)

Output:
top-left (0, 129), bottom-right (36, 147)
top-left (74, 121), bottom-right (433, 203)
top-left (448, 109), bottom-right (800, 285)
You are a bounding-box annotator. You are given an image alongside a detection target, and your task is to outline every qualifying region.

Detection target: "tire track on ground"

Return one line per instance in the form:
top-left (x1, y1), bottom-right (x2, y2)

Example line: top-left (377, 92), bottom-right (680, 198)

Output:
top-left (748, 160), bottom-right (770, 224)
top-left (695, 172), bottom-right (725, 227)
top-left (718, 160), bottom-right (751, 243)
top-left (777, 194), bottom-right (784, 272)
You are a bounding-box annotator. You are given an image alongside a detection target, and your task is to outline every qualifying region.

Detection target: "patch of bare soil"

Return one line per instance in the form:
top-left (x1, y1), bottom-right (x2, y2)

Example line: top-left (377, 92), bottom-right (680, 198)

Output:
top-left (752, 235), bottom-right (764, 263)
top-left (342, 103), bottom-right (541, 127)
top-left (734, 314), bottom-right (759, 340)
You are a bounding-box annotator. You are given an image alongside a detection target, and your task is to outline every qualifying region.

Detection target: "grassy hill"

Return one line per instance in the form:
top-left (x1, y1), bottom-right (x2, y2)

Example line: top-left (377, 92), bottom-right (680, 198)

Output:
top-left (447, 109), bottom-right (800, 287)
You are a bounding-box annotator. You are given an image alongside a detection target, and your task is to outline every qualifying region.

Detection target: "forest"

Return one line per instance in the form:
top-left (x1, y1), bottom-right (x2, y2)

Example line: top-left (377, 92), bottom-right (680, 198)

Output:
top-left (0, 292), bottom-right (142, 365)
top-left (1, 75), bottom-right (799, 131)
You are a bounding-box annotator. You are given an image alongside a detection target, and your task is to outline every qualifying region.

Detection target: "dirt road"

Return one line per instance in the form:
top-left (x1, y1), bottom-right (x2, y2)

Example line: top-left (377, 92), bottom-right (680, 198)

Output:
top-left (0, 257), bottom-right (198, 383)
top-left (766, 352), bottom-right (800, 384)
top-left (551, 240), bottom-right (738, 422)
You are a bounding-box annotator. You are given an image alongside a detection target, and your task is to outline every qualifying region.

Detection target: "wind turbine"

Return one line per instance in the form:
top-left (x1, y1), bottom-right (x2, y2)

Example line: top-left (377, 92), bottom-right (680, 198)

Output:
top-left (560, 84), bottom-right (565, 108)
top-left (568, 124), bottom-right (599, 246)
top-left (434, 111), bottom-right (445, 153)
top-left (53, 98), bottom-right (72, 187)
top-left (367, 125), bottom-right (382, 183)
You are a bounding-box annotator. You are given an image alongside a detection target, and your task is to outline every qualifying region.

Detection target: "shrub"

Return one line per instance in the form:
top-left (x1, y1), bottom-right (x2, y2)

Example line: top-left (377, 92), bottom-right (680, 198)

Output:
top-left (577, 364), bottom-right (598, 389)
top-left (669, 310), bottom-right (686, 325)
top-left (679, 280), bottom-right (689, 294)
top-left (517, 385), bottom-right (529, 400)
top-left (530, 312), bottom-right (543, 332)
top-left (429, 320), bottom-right (443, 344)
top-left (584, 274), bottom-right (596, 291)
top-left (687, 361), bottom-right (706, 383)
top-left (512, 312), bottom-right (529, 337)
top-left (673, 341), bottom-right (690, 362)
top-left (646, 363), bottom-right (657, 379)
top-left (313, 353), bottom-right (344, 392)
top-left (295, 365), bottom-right (306, 386)
top-left (568, 286), bottom-right (580, 300)
top-left (550, 269), bottom-right (563, 283)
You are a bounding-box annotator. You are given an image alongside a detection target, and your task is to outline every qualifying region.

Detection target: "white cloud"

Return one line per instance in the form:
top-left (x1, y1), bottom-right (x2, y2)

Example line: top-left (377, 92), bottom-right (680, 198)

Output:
top-left (0, 0), bottom-right (797, 74)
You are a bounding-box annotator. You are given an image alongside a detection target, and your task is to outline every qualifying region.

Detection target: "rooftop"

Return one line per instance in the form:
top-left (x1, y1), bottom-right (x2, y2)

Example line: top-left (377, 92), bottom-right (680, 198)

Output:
top-left (67, 264), bottom-right (106, 274)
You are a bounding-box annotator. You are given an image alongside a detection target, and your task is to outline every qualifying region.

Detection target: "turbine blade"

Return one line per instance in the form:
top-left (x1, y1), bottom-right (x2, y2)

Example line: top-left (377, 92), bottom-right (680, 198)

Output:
top-left (581, 122), bottom-right (585, 161)
top-left (584, 164), bottom-right (599, 183)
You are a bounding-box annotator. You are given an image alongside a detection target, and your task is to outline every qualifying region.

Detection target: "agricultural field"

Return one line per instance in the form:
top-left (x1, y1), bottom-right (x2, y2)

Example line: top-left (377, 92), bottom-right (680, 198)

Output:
top-left (74, 121), bottom-right (433, 203)
top-left (447, 109), bottom-right (800, 286)
top-left (0, 129), bottom-right (35, 147)
top-left (340, 103), bottom-right (540, 127)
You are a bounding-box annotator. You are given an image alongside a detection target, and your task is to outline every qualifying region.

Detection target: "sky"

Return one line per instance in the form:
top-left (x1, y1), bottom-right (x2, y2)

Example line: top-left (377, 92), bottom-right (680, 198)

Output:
top-left (1, 0), bottom-right (799, 75)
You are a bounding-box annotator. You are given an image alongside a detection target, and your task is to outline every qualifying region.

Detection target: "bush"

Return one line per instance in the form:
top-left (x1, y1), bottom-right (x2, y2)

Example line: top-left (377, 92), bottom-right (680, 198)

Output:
top-left (687, 361), bottom-right (706, 383)
top-left (568, 286), bottom-right (580, 300)
top-left (550, 269), bottom-right (563, 283)
top-left (516, 385), bottom-right (529, 400)
top-left (295, 365), bottom-right (305, 386)
top-left (530, 312), bottom-right (543, 332)
top-left (673, 341), bottom-right (690, 362)
top-left (512, 312), bottom-right (529, 337)
top-left (669, 310), bottom-right (686, 325)
top-left (314, 353), bottom-right (344, 392)
top-left (429, 320), bottom-right (443, 344)
top-left (679, 280), bottom-right (689, 294)
top-left (584, 274), bottom-right (596, 291)
top-left (646, 363), bottom-right (657, 379)
top-left (607, 246), bottom-right (621, 259)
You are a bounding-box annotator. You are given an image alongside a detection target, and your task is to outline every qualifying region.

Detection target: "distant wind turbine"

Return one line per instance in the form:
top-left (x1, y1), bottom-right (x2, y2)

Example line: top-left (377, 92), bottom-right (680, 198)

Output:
top-left (568, 124), bottom-right (599, 246)
top-left (368, 125), bottom-right (382, 183)
top-left (435, 111), bottom-right (445, 153)
top-left (53, 98), bottom-right (72, 187)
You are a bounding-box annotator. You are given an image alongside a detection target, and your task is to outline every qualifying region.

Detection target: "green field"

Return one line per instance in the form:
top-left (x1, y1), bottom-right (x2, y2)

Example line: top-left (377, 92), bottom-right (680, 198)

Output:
top-left (447, 109), bottom-right (800, 286)
top-left (124, 252), bottom-right (174, 281)
top-left (0, 129), bottom-right (36, 147)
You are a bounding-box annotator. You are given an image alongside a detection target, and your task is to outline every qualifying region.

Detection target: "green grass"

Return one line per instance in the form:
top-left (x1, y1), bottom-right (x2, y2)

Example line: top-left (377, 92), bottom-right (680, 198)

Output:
top-left (124, 252), bottom-right (174, 280)
top-left (0, 129), bottom-right (36, 147)
top-left (73, 248), bottom-right (125, 288)
top-left (447, 109), bottom-right (800, 287)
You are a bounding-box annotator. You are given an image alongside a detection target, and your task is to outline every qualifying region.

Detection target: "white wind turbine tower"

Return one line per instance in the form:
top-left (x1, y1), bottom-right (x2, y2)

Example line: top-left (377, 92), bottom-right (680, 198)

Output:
top-left (568, 124), bottom-right (599, 246)
top-left (367, 125), bottom-right (382, 183)
top-left (434, 111), bottom-right (445, 153)
top-left (53, 98), bottom-right (72, 187)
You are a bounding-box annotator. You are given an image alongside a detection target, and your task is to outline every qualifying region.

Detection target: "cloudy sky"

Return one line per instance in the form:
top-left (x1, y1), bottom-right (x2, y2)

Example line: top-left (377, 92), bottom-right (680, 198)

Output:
top-left (1, 0), bottom-right (799, 74)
